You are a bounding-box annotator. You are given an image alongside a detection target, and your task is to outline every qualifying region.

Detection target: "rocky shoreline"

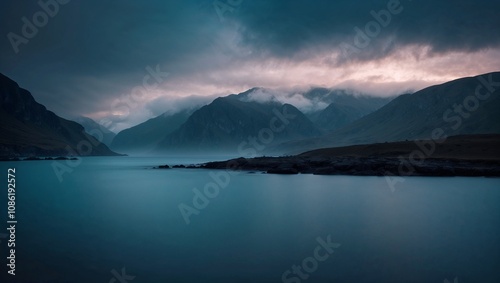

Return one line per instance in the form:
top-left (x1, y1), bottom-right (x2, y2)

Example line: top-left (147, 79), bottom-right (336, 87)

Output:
top-left (155, 135), bottom-right (500, 177)
top-left (0, 156), bottom-right (79, 162)
top-left (157, 156), bottom-right (500, 177)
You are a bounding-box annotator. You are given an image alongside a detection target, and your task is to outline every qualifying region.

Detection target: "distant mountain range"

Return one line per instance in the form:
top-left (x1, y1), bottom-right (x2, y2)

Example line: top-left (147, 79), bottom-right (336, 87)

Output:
top-left (274, 72), bottom-right (500, 154)
top-left (302, 88), bottom-right (393, 131)
top-left (0, 73), bottom-right (119, 157)
top-left (156, 93), bottom-right (321, 152)
top-left (110, 109), bottom-right (192, 154)
top-left (109, 87), bottom-right (392, 154)
top-left (73, 116), bottom-right (116, 147)
top-left (2, 71), bottom-right (498, 157)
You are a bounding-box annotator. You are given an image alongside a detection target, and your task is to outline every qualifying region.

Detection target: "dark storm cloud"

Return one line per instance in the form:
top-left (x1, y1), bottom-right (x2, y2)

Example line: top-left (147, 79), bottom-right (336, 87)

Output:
top-left (235, 0), bottom-right (500, 59)
top-left (0, 0), bottom-right (223, 116)
top-left (1, 1), bottom-right (219, 72)
top-left (0, 0), bottom-right (498, 126)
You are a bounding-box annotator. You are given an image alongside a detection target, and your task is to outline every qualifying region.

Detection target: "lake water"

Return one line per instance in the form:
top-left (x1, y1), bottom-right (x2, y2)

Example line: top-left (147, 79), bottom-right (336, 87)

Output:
top-left (1, 156), bottom-right (499, 283)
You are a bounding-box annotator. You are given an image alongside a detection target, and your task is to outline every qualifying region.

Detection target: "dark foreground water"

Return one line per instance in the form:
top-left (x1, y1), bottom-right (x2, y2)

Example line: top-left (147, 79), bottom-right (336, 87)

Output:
top-left (0, 157), bottom-right (499, 283)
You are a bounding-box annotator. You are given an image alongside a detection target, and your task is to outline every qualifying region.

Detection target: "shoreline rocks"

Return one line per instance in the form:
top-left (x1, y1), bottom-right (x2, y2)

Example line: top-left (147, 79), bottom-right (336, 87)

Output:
top-left (168, 156), bottom-right (500, 177)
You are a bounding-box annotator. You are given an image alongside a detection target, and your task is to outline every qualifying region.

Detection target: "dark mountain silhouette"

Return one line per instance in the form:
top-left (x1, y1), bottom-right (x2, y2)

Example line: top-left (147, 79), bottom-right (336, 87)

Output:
top-left (304, 89), bottom-right (394, 131)
top-left (73, 116), bottom-right (116, 147)
top-left (110, 109), bottom-right (192, 154)
top-left (156, 90), bottom-right (322, 153)
top-left (273, 72), bottom-right (500, 154)
top-left (111, 87), bottom-right (394, 154)
top-left (0, 73), bottom-right (120, 157)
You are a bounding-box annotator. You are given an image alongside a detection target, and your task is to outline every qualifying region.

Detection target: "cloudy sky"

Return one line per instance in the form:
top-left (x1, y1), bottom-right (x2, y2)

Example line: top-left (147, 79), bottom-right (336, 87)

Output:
top-left (1, 0), bottom-right (499, 131)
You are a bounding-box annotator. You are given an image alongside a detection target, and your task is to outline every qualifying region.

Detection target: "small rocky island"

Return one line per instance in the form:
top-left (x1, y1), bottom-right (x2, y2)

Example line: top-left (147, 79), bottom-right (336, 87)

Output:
top-left (159, 134), bottom-right (500, 177)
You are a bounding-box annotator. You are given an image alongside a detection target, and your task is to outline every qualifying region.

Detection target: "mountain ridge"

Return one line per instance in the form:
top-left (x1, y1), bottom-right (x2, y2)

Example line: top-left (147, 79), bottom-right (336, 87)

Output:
top-left (271, 72), bottom-right (500, 154)
top-left (110, 109), bottom-right (193, 154)
top-left (112, 87), bottom-right (394, 154)
top-left (156, 94), bottom-right (322, 153)
top-left (0, 73), bottom-right (120, 157)
top-left (73, 116), bottom-right (116, 147)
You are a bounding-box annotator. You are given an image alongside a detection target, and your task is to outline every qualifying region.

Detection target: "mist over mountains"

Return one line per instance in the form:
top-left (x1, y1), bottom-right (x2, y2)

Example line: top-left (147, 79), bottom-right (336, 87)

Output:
top-left (109, 72), bottom-right (500, 155)
top-left (72, 116), bottom-right (116, 147)
top-left (1, 72), bottom-right (498, 157)
top-left (110, 109), bottom-right (193, 154)
top-left (274, 72), bottom-right (500, 154)
top-left (108, 87), bottom-right (393, 154)
top-left (301, 88), bottom-right (393, 131)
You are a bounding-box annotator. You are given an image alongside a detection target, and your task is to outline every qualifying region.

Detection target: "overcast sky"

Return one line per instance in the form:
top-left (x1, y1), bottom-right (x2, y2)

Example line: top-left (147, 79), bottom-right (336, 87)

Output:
top-left (1, 0), bottom-right (499, 131)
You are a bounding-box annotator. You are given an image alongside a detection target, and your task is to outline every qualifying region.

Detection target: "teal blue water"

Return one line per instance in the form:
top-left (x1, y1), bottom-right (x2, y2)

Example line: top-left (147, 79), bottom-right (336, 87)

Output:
top-left (1, 157), bottom-right (499, 283)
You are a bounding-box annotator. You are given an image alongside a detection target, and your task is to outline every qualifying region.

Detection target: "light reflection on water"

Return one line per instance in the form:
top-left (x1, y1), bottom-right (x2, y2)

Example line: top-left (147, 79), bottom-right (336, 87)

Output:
top-left (1, 157), bottom-right (499, 283)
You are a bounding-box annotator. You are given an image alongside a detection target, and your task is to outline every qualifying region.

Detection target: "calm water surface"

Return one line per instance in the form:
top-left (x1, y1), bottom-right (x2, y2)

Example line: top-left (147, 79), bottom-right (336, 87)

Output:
top-left (1, 156), bottom-right (499, 283)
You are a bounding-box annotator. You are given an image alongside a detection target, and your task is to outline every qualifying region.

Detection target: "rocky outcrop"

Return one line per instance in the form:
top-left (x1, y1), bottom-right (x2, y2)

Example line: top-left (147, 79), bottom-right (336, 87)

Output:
top-left (167, 134), bottom-right (500, 177)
